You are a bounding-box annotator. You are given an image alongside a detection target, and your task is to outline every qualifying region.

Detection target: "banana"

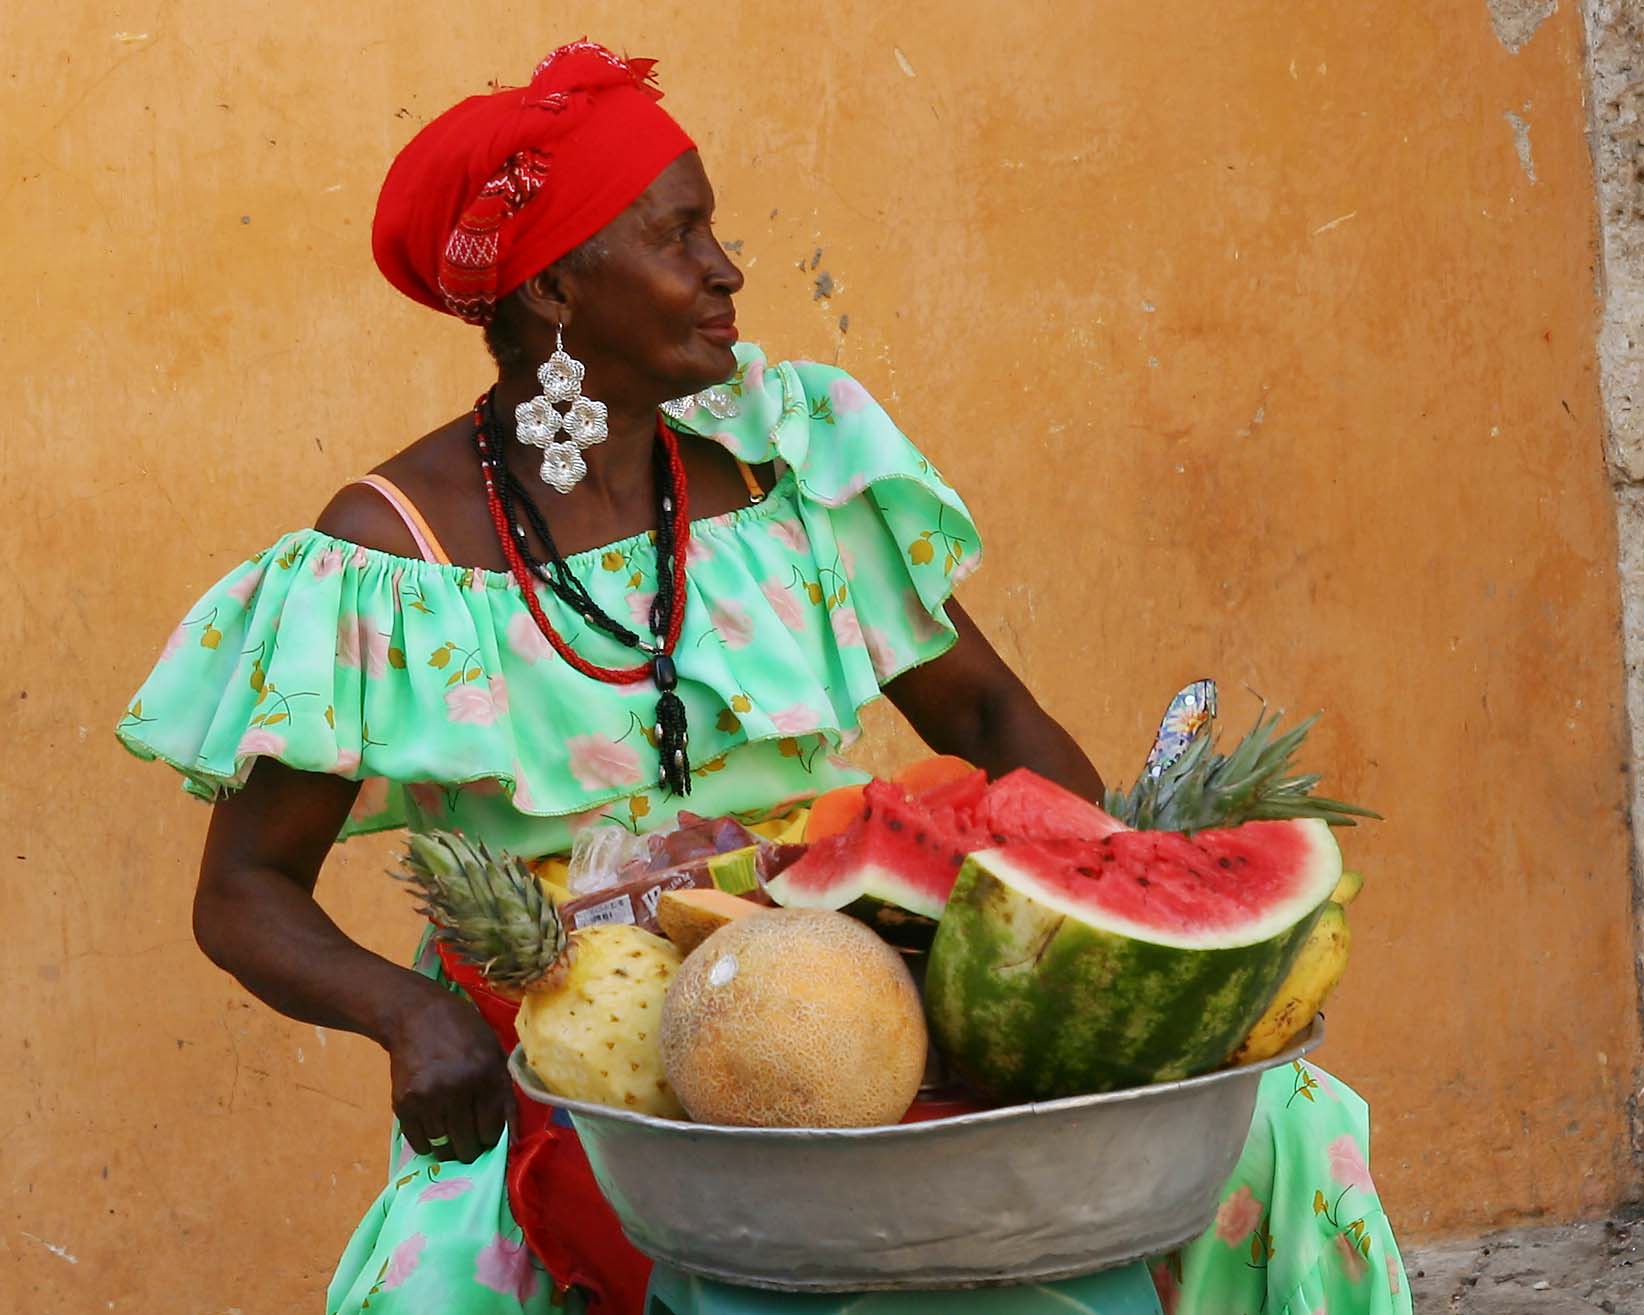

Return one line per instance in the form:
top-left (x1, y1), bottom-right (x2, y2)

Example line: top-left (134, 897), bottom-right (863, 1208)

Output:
top-left (1331, 869), bottom-right (1364, 906)
top-left (1229, 902), bottom-right (1351, 1066)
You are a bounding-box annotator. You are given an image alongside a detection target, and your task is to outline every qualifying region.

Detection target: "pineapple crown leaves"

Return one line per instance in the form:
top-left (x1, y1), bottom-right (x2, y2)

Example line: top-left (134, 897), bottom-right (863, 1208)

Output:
top-left (393, 830), bottom-right (567, 991)
top-left (1103, 709), bottom-right (1382, 833)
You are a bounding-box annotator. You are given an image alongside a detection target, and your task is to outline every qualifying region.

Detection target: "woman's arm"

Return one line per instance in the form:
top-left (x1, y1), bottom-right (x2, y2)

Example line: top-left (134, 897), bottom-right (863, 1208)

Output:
top-left (883, 600), bottom-right (1106, 803)
top-left (196, 757), bottom-right (512, 1164)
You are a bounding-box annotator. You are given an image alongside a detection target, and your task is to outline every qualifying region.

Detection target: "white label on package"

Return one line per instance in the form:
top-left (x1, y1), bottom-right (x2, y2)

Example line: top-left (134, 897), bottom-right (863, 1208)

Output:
top-left (576, 894), bottom-right (636, 928)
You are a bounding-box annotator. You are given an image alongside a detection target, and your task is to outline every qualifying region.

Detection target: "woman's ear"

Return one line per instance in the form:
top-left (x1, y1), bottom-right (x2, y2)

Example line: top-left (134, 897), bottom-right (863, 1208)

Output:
top-left (513, 267), bottom-right (572, 333)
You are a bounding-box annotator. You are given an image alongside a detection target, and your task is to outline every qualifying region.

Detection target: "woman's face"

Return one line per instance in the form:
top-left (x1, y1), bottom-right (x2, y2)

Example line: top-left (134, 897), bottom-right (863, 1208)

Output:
top-left (559, 151), bottom-right (744, 406)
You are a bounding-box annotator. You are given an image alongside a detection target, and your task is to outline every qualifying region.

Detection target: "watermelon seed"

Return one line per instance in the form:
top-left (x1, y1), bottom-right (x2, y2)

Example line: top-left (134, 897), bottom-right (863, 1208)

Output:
top-left (1218, 857), bottom-right (1232, 868)
top-left (887, 818), bottom-right (903, 832)
top-left (991, 834), bottom-right (1007, 844)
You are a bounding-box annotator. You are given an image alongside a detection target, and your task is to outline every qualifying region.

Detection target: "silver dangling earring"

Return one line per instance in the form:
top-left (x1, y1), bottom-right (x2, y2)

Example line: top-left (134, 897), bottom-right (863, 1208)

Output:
top-left (514, 325), bottom-right (609, 493)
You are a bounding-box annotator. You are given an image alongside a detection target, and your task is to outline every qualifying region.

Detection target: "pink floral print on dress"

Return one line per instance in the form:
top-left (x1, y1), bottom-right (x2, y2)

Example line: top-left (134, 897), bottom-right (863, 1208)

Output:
top-left (768, 517), bottom-right (809, 553)
top-left (768, 704), bottom-right (820, 735)
top-left (863, 625), bottom-right (901, 679)
top-left (828, 474), bottom-right (869, 506)
top-left (380, 1232), bottom-right (427, 1290)
top-left (904, 588), bottom-right (945, 643)
top-left (565, 734), bottom-right (642, 791)
top-left (417, 1176), bottom-right (474, 1203)
top-left (311, 547), bottom-right (344, 580)
top-left (507, 611), bottom-right (554, 663)
top-left (237, 728), bottom-right (288, 759)
top-left (1327, 1134), bottom-right (1375, 1193)
top-left (159, 624), bottom-right (187, 661)
top-left (828, 375), bottom-right (873, 415)
top-left (474, 1233), bottom-right (541, 1304)
top-left (509, 762), bottom-right (539, 813)
top-left (627, 591), bottom-right (657, 628)
top-left (710, 600), bottom-right (756, 649)
top-left (1334, 1230), bottom-right (1368, 1283)
top-left (761, 579), bottom-right (806, 631)
top-left (227, 567), bottom-right (265, 607)
top-left (1214, 1185), bottom-right (1264, 1245)
top-left (337, 614), bottom-right (389, 679)
top-left (445, 681), bottom-right (500, 726)
top-left (829, 606), bottom-right (864, 647)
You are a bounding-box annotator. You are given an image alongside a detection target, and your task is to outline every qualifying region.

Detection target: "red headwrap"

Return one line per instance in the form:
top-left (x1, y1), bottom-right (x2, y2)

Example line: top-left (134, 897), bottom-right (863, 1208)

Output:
top-left (372, 41), bottom-right (696, 324)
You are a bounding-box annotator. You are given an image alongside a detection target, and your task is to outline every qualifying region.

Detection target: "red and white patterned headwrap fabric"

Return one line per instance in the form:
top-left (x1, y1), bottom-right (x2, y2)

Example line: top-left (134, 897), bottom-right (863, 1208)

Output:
top-left (371, 41), bottom-right (696, 325)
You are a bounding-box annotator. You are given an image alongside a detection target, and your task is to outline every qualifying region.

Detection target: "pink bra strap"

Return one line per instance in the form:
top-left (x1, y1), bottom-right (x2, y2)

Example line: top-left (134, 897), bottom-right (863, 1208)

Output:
top-left (351, 475), bottom-right (452, 565)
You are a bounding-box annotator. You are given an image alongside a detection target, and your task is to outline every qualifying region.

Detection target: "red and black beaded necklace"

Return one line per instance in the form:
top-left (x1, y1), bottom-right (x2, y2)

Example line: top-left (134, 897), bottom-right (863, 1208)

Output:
top-left (471, 390), bottom-right (694, 795)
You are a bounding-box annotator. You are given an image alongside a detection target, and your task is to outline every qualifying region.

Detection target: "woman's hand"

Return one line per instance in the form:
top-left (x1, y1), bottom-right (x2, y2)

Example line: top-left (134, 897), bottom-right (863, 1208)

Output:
top-left (885, 600), bottom-right (1106, 803)
top-left (196, 759), bottom-right (515, 1161)
top-left (383, 980), bottom-right (513, 1163)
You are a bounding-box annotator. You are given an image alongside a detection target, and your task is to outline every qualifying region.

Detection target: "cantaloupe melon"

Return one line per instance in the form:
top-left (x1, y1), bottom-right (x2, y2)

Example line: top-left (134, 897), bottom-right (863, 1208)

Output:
top-left (659, 909), bottom-right (926, 1128)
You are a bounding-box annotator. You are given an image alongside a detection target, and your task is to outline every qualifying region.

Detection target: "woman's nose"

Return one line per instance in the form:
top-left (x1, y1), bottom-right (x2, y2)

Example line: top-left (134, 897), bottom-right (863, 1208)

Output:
top-left (708, 241), bottom-right (745, 295)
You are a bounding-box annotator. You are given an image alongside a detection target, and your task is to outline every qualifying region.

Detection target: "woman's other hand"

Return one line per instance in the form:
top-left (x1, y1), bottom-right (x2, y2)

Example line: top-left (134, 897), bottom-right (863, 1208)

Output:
top-left (383, 980), bottom-right (512, 1163)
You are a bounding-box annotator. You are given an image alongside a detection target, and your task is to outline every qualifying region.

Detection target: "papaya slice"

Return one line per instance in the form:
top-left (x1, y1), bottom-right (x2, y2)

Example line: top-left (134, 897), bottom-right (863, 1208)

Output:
top-left (802, 783), bottom-right (869, 842)
top-left (893, 754), bottom-right (980, 796)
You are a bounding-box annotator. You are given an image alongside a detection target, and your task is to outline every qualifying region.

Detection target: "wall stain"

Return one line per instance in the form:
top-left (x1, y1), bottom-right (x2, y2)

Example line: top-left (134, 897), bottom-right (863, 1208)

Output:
top-left (1505, 108), bottom-right (1539, 183)
top-left (1486, 0), bottom-right (1558, 52)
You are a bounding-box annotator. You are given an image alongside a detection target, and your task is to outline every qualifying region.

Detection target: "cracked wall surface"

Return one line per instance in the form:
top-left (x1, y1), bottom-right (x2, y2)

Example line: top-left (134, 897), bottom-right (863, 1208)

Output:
top-left (1583, 0), bottom-right (1644, 1178)
top-left (1586, 2), bottom-right (1644, 480)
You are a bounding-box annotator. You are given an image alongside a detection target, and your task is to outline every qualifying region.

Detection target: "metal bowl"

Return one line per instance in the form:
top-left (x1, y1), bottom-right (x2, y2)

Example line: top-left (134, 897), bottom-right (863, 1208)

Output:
top-left (508, 1016), bottom-right (1323, 1292)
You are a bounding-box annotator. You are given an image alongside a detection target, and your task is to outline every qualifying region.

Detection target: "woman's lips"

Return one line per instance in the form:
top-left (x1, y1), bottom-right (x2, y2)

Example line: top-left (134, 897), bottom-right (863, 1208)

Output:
top-left (698, 316), bottom-right (738, 344)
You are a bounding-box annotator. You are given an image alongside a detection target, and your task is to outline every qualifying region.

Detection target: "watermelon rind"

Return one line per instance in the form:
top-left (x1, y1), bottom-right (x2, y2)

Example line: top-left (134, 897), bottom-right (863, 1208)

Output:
top-left (924, 818), bottom-right (1341, 1099)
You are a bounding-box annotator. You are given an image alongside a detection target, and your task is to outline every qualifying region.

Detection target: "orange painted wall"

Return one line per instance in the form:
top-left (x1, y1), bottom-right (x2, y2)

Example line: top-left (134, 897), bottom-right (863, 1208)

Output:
top-left (6, 1), bottom-right (1638, 1309)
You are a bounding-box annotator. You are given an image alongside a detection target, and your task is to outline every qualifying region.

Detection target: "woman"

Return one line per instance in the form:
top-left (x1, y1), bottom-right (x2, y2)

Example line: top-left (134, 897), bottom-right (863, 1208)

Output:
top-left (118, 42), bottom-right (1409, 1315)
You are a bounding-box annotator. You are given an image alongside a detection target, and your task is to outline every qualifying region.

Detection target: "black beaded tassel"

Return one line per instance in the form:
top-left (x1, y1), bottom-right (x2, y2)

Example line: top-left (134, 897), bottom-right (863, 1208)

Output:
top-left (652, 654), bottom-right (691, 796)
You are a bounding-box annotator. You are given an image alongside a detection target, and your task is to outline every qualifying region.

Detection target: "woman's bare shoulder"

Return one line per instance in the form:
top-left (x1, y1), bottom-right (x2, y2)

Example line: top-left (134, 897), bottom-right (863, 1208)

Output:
top-left (313, 417), bottom-right (472, 557)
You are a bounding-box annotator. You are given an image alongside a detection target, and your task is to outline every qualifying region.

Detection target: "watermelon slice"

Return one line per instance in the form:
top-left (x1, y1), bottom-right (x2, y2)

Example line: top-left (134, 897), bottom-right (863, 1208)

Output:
top-left (765, 779), bottom-right (980, 921)
top-left (766, 770), bottom-right (1126, 924)
top-left (924, 817), bottom-right (1342, 1099)
top-left (980, 769), bottom-right (1128, 843)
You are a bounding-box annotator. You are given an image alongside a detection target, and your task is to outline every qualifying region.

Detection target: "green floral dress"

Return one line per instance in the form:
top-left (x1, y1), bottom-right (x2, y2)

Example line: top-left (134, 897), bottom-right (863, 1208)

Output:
top-left (117, 345), bottom-right (1409, 1315)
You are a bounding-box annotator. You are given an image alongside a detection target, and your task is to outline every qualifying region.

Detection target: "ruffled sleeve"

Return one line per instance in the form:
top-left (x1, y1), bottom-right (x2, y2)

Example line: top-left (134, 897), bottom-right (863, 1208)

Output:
top-left (114, 536), bottom-right (514, 838)
top-left (669, 344), bottom-right (983, 686)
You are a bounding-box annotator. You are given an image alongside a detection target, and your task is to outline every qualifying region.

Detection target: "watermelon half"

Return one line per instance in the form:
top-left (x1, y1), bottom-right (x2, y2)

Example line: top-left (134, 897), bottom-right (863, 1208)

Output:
top-left (923, 817), bottom-right (1342, 1100)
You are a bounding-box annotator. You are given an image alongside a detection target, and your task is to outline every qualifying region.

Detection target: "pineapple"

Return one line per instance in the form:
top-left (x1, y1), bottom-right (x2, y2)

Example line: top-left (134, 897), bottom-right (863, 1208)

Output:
top-left (1104, 709), bottom-right (1381, 832)
top-left (397, 831), bottom-right (686, 1118)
